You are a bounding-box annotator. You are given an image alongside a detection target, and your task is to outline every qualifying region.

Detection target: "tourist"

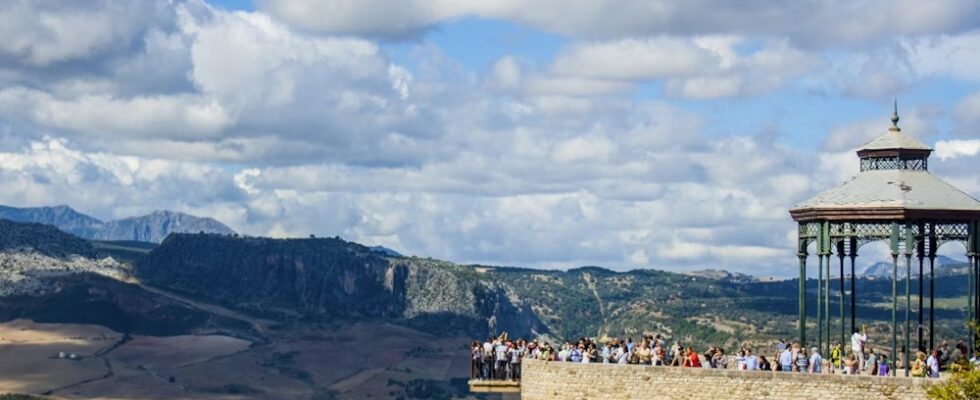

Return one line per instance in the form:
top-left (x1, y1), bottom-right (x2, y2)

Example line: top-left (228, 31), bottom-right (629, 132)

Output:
top-left (939, 341), bottom-right (950, 367)
top-left (910, 351), bottom-right (926, 378)
top-left (653, 342), bottom-right (665, 366)
top-left (851, 327), bottom-right (867, 375)
top-left (616, 343), bottom-right (629, 364)
top-left (877, 354), bottom-right (890, 376)
top-left (927, 349), bottom-right (940, 378)
top-left (830, 342), bottom-right (842, 373)
top-left (509, 340), bottom-right (524, 380)
top-left (570, 344), bottom-right (583, 363)
top-left (844, 354), bottom-right (859, 375)
top-left (638, 341), bottom-right (652, 365)
top-left (735, 350), bottom-right (747, 370)
top-left (865, 347), bottom-right (877, 374)
top-left (495, 340), bottom-right (509, 379)
top-left (745, 348), bottom-right (759, 370)
top-left (948, 341), bottom-right (963, 366)
top-left (670, 342), bottom-right (684, 367)
top-left (808, 347), bottom-right (822, 374)
top-left (779, 345), bottom-right (793, 372)
top-left (794, 344), bottom-right (809, 373)
top-left (471, 341), bottom-right (484, 380)
top-left (758, 355), bottom-right (771, 371)
top-left (713, 348), bottom-right (728, 369)
top-left (684, 347), bottom-right (702, 368)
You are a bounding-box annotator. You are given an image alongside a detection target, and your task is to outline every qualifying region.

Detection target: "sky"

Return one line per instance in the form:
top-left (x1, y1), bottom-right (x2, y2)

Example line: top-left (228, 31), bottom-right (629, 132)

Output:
top-left (1, 0), bottom-right (980, 277)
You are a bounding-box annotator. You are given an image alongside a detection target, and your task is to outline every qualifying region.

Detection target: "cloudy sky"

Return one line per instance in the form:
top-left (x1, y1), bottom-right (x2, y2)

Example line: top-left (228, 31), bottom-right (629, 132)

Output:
top-left (2, 0), bottom-right (980, 276)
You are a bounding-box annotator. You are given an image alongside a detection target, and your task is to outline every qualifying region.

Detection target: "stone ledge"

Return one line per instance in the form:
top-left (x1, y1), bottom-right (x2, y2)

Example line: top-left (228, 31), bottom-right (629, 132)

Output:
top-left (521, 359), bottom-right (936, 400)
top-left (469, 379), bottom-right (521, 393)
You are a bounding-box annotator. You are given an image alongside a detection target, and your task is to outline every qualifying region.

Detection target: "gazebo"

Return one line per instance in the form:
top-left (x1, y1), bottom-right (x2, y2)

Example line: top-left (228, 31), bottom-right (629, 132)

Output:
top-left (789, 104), bottom-right (980, 376)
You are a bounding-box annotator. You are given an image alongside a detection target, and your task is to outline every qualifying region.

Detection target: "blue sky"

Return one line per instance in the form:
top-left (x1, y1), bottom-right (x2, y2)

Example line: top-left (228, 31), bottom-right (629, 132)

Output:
top-left (1, 0), bottom-right (980, 276)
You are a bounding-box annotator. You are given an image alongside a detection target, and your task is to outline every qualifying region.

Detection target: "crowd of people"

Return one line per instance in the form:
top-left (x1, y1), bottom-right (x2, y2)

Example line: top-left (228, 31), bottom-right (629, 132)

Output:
top-left (471, 328), bottom-right (980, 382)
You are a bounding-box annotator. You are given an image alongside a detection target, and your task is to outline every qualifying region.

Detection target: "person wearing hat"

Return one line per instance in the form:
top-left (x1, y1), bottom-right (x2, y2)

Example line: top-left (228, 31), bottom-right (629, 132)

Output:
top-left (808, 347), bottom-right (823, 373)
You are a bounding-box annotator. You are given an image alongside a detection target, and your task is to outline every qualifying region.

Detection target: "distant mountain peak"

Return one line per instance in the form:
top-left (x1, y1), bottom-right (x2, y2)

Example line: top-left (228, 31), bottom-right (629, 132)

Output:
top-left (0, 204), bottom-right (235, 244)
top-left (683, 269), bottom-right (757, 283)
top-left (95, 210), bottom-right (235, 243)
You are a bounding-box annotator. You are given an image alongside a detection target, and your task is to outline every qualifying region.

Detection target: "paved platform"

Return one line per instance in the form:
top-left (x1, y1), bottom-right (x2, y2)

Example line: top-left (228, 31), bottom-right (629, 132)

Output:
top-left (468, 379), bottom-right (521, 393)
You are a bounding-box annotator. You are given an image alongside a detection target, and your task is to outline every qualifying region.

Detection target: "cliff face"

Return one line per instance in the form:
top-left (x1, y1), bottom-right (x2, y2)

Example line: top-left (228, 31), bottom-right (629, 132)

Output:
top-left (0, 219), bottom-right (252, 336)
top-left (136, 234), bottom-right (545, 337)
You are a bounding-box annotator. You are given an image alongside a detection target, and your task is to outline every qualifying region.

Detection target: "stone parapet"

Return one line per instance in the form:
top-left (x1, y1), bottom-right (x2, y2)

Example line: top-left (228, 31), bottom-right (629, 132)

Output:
top-left (521, 359), bottom-right (934, 400)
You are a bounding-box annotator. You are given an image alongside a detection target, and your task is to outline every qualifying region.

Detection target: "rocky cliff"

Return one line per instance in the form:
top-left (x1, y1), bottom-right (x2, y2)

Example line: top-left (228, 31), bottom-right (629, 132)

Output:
top-left (0, 219), bottom-right (253, 336)
top-left (136, 234), bottom-right (546, 337)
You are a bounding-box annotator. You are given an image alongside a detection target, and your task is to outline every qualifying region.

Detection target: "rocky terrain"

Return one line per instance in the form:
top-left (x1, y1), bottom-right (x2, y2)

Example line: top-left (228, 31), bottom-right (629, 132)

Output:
top-left (0, 205), bottom-right (234, 243)
top-left (137, 233), bottom-right (546, 338)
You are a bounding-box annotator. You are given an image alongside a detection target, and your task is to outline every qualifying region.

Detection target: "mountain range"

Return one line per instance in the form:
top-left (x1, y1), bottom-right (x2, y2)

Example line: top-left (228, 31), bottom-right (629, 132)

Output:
top-left (0, 204), bottom-right (974, 345)
top-left (861, 255), bottom-right (968, 279)
top-left (0, 205), bottom-right (234, 243)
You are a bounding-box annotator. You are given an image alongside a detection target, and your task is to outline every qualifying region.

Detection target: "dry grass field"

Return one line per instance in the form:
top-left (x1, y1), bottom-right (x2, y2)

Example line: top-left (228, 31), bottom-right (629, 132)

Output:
top-left (0, 320), bottom-right (477, 400)
top-left (0, 320), bottom-right (120, 395)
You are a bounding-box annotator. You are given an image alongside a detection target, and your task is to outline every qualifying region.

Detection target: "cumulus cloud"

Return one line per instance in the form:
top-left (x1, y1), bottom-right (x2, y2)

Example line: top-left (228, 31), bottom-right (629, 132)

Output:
top-left (258, 0), bottom-right (980, 47)
top-left (3, 0), bottom-right (980, 278)
top-left (547, 36), bottom-right (819, 99)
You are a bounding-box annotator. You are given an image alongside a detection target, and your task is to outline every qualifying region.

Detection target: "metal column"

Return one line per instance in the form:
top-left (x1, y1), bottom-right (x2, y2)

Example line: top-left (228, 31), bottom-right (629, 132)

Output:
top-left (929, 226), bottom-right (936, 351)
top-left (917, 227), bottom-right (925, 352)
top-left (799, 252), bottom-right (807, 347)
top-left (839, 240), bottom-right (846, 350)
top-left (817, 253), bottom-right (824, 354)
top-left (850, 237), bottom-right (857, 337)
top-left (904, 223), bottom-right (912, 377)
top-left (890, 222), bottom-right (899, 376)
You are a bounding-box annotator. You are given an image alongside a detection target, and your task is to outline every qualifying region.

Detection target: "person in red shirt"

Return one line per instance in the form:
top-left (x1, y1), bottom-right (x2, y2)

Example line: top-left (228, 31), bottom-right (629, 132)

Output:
top-left (684, 347), bottom-right (702, 368)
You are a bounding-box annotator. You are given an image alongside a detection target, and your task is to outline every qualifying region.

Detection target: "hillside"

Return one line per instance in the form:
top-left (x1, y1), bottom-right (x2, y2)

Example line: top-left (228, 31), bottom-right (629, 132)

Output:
top-left (0, 219), bottom-right (99, 259)
top-left (136, 233), bottom-right (546, 338)
top-left (0, 219), bottom-right (254, 337)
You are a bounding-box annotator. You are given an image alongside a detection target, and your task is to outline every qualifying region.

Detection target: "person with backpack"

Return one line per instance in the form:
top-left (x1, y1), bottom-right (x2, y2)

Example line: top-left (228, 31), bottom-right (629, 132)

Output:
top-left (830, 342), bottom-right (842, 373)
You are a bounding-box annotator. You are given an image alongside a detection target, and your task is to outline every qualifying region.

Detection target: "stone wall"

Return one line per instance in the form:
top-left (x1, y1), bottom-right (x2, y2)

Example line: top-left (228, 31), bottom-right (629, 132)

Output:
top-left (521, 359), bottom-right (934, 400)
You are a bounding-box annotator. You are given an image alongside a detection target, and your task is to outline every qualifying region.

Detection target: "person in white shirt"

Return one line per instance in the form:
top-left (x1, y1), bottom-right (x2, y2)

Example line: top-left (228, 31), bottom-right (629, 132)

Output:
top-left (744, 348), bottom-right (759, 370)
top-left (851, 328), bottom-right (868, 375)
top-left (927, 350), bottom-right (940, 378)
top-left (808, 347), bottom-right (823, 374)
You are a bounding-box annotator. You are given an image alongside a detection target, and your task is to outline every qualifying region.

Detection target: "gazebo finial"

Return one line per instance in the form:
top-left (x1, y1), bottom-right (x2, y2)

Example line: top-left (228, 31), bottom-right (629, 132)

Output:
top-left (891, 98), bottom-right (900, 130)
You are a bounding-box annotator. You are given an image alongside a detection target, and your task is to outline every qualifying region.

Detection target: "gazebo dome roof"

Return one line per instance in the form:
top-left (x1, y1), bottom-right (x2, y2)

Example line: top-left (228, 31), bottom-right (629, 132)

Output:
top-left (857, 129), bottom-right (931, 152)
top-left (790, 105), bottom-right (980, 222)
top-left (790, 170), bottom-right (980, 221)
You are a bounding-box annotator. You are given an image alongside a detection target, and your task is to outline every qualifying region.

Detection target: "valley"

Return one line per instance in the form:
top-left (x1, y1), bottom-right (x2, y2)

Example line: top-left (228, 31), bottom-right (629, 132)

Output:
top-left (0, 215), bottom-right (974, 399)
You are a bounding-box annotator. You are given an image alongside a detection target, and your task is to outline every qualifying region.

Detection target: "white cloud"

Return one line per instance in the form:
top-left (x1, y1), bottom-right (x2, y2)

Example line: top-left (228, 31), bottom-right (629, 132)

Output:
top-left (0, 0), bottom-right (175, 67)
top-left (257, 0), bottom-right (980, 47)
top-left (3, 0), bottom-right (980, 278)
top-left (935, 139), bottom-right (980, 160)
top-left (548, 37), bottom-right (819, 99)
